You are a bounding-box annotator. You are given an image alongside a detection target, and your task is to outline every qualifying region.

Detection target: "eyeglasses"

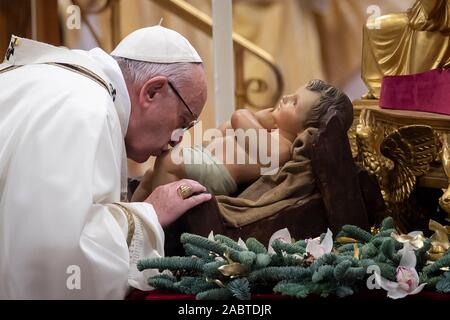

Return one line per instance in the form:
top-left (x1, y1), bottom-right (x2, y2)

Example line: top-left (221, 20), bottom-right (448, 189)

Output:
top-left (168, 81), bottom-right (198, 131)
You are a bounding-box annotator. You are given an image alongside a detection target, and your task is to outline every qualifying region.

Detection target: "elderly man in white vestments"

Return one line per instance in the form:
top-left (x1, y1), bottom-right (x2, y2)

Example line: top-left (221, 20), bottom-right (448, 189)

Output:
top-left (0, 26), bottom-right (211, 299)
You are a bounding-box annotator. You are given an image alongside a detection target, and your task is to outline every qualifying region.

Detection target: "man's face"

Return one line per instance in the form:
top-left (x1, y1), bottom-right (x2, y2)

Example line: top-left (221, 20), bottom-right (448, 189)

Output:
top-left (150, 81), bottom-right (203, 155)
top-left (272, 85), bottom-right (321, 134)
top-left (125, 65), bottom-right (207, 162)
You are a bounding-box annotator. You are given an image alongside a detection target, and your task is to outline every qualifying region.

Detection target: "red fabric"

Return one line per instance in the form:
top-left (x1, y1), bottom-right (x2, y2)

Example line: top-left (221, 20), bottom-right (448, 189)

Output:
top-left (380, 68), bottom-right (450, 115)
top-left (126, 289), bottom-right (293, 300)
top-left (127, 289), bottom-right (195, 300)
top-left (127, 289), bottom-right (450, 300)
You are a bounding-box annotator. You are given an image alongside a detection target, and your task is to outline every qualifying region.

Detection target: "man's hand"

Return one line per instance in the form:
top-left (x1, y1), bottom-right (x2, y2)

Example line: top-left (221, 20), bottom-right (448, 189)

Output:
top-left (144, 179), bottom-right (212, 228)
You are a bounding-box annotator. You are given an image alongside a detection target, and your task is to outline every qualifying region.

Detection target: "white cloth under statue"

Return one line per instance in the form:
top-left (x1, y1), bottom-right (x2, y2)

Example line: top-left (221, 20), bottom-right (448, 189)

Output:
top-left (0, 37), bottom-right (164, 299)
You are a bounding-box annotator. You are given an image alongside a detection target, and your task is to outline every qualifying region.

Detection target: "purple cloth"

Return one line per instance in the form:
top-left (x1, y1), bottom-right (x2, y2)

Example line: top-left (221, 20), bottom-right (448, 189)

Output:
top-left (380, 68), bottom-right (450, 115)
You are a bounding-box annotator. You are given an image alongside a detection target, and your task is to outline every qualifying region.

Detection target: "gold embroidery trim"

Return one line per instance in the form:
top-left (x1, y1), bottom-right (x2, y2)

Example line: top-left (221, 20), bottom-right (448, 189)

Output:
top-left (0, 65), bottom-right (21, 74)
top-left (46, 62), bottom-right (111, 94)
top-left (114, 202), bottom-right (135, 248)
top-left (0, 63), bottom-right (114, 100)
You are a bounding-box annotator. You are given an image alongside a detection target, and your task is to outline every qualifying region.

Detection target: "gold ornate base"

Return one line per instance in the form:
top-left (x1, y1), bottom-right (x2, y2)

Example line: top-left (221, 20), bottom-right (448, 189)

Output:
top-left (440, 132), bottom-right (450, 217)
top-left (350, 99), bottom-right (450, 229)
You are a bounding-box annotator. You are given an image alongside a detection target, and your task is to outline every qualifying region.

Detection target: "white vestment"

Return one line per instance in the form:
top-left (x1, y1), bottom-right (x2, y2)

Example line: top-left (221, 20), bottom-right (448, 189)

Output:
top-left (0, 37), bottom-right (164, 299)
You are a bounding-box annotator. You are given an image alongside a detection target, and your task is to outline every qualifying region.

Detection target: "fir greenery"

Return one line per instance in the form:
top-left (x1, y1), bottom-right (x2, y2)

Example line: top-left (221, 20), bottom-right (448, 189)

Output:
top-left (137, 217), bottom-right (450, 300)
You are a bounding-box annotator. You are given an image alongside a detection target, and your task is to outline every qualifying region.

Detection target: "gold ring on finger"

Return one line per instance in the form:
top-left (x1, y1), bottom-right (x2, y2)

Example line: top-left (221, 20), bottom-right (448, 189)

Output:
top-left (177, 184), bottom-right (193, 199)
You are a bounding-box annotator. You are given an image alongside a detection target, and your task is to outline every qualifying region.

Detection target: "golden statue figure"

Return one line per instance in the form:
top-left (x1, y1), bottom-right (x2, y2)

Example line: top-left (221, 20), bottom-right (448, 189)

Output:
top-left (362, 0), bottom-right (450, 99)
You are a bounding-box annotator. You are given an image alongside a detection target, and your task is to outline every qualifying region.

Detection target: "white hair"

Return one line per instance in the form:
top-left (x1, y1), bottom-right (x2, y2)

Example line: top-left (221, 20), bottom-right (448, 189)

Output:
top-left (112, 56), bottom-right (202, 89)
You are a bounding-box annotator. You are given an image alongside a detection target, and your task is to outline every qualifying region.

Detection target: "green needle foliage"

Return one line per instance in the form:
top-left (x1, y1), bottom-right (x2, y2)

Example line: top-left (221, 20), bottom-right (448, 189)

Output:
top-left (138, 217), bottom-right (450, 300)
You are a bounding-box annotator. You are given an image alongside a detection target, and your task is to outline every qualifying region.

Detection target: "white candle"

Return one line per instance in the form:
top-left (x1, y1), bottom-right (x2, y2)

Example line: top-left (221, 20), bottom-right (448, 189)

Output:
top-left (212, 0), bottom-right (235, 127)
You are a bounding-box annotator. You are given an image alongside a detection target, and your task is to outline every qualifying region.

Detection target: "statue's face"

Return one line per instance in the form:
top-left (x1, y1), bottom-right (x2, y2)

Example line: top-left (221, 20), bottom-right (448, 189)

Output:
top-left (272, 85), bottom-right (320, 134)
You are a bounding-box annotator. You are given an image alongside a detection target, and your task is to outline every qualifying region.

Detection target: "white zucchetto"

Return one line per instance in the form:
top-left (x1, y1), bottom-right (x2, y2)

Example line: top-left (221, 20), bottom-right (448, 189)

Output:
top-left (111, 26), bottom-right (202, 63)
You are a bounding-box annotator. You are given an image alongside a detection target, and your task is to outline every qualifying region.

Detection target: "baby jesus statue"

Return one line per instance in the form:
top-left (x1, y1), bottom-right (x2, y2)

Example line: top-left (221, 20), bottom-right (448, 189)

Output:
top-left (131, 79), bottom-right (352, 202)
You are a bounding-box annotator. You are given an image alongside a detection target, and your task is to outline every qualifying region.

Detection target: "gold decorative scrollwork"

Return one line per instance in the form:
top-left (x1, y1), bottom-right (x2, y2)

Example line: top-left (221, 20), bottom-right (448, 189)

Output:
top-left (439, 133), bottom-right (450, 219)
top-left (68, 0), bottom-right (283, 110)
top-left (243, 76), bottom-right (280, 109)
top-left (354, 107), bottom-right (442, 231)
top-left (153, 0), bottom-right (284, 109)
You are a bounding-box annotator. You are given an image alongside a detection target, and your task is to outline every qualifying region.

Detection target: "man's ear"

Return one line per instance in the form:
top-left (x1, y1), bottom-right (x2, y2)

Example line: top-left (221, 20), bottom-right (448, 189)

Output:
top-left (138, 76), bottom-right (168, 107)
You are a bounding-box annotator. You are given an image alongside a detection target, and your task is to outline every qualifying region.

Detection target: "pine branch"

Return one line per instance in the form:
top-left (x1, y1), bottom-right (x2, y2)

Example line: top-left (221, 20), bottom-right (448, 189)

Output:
top-left (254, 253), bottom-right (271, 269)
top-left (370, 237), bottom-right (387, 247)
top-left (380, 238), bottom-right (401, 265)
top-left (141, 218), bottom-right (450, 300)
top-left (335, 285), bottom-right (354, 298)
top-left (227, 278), bottom-right (251, 300)
top-left (183, 243), bottom-right (214, 260)
top-left (249, 266), bottom-right (310, 283)
top-left (137, 256), bottom-right (204, 272)
top-left (295, 239), bottom-right (307, 248)
top-left (246, 238), bottom-right (267, 254)
top-left (360, 243), bottom-right (378, 259)
top-left (341, 225), bottom-right (373, 243)
top-left (310, 253), bottom-right (336, 273)
top-left (340, 267), bottom-right (365, 283)
top-left (175, 276), bottom-right (217, 295)
top-left (372, 229), bottom-right (395, 238)
top-left (376, 262), bottom-right (397, 281)
top-left (196, 288), bottom-right (233, 300)
top-left (334, 260), bottom-right (352, 281)
top-left (181, 233), bottom-right (228, 255)
top-left (380, 217), bottom-right (395, 231)
top-left (271, 239), bottom-right (305, 255)
top-left (147, 274), bottom-right (177, 291)
top-left (214, 235), bottom-right (244, 251)
top-left (312, 265), bottom-right (335, 283)
top-left (436, 272), bottom-right (450, 293)
top-left (270, 253), bottom-right (303, 266)
top-left (358, 259), bottom-right (377, 269)
top-left (273, 282), bottom-right (309, 298)
top-left (307, 282), bottom-right (336, 298)
top-left (415, 239), bottom-right (431, 269)
top-left (203, 260), bottom-right (227, 278)
top-left (420, 274), bottom-right (444, 290)
top-left (423, 254), bottom-right (450, 275)
top-left (181, 233), bottom-right (256, 265)
top-left (336, 243), bottom-right (358, 253)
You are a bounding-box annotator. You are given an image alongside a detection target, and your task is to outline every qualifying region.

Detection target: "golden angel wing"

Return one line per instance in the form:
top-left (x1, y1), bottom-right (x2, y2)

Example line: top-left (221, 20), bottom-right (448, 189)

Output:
top-left (380, 125), bottom-right (439, 203)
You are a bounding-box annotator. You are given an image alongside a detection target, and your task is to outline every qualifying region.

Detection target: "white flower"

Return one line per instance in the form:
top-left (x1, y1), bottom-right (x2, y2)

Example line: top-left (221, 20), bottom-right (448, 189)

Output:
top-left (375, 243), bottom-right (426, 299)
top-left (398, 242), bottom-right (415, 256)
top-left (305, 228), bottom-right (333, 259)
top-left (268, 228), bottom-right (292, 254)
top-left (208, 231), bottom-right (248, 252)
top-left (237, 238), bottom-right (248, 250)
top-left (391, 231), bottom-right (425, 250)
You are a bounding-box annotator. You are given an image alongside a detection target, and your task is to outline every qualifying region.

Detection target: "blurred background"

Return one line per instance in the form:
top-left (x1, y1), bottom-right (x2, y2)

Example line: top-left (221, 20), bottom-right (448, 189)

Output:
top-left (0, 0), bottom-right (415, 174)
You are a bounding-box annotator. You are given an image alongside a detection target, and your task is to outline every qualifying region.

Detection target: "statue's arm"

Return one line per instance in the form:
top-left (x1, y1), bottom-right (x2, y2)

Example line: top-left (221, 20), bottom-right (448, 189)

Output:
top-left (230, 109), bottom-right (272, 156)
top-left (230, 109), bottom-right (264, 131)
top-left (253, 108), bottom-right (277, 130)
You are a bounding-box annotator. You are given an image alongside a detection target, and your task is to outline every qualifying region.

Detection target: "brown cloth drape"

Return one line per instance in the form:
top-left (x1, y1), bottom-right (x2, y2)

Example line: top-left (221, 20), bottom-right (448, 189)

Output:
top-left (216, 127), bottom-right (318, 227)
